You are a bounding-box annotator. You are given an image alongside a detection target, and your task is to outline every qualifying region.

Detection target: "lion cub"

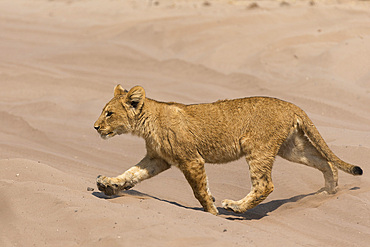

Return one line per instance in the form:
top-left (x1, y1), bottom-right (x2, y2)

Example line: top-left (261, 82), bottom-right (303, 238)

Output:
top-left (94, 85), bottom-right (363, 215)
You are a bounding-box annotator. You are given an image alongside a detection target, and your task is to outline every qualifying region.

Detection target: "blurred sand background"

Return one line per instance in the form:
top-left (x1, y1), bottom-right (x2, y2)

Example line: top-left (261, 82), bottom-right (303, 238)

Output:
top-left (1, 0), bottom-right (370, 246)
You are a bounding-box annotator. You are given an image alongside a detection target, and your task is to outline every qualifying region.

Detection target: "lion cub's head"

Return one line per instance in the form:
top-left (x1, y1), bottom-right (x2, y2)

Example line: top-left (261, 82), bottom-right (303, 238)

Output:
top-left (94, 85), bottom-right (145, 139)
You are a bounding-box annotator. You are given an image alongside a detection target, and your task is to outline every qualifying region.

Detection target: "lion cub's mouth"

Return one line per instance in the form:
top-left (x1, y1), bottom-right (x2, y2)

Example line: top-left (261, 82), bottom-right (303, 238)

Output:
top-left (101, 132), bottom-right (116, 139)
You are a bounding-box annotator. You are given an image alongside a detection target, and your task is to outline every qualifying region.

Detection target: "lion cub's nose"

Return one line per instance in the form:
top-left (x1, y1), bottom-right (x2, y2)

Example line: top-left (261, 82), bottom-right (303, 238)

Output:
top-left (94, 125), bottom-right (100, 130)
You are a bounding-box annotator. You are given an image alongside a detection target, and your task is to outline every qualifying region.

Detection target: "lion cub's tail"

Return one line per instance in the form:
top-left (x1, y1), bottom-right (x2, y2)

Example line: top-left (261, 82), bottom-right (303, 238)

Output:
top-left (297, 112), bottom-right (363, 176)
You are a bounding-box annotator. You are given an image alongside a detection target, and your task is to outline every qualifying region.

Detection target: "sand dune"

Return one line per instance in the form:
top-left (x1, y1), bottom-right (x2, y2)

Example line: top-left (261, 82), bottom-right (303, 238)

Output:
top-left (1, 0), bottom-right (369, 246)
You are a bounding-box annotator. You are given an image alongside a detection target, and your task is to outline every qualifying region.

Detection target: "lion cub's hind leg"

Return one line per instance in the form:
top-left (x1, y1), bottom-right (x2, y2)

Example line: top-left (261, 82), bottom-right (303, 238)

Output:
top-left (222, 156), bottom-right (275, 214)
top-left (277, 128), bottom-right (338, 194)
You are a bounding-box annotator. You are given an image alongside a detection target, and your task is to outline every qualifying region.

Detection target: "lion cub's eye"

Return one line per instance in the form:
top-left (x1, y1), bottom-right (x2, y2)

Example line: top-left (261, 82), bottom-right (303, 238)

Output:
top-left (105, 111), bottom-right (113, 117)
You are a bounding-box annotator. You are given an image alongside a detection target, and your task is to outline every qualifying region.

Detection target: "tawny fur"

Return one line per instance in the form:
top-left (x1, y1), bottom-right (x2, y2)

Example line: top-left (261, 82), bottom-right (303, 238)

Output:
top-left (94, 85), bottom-right (363, 215)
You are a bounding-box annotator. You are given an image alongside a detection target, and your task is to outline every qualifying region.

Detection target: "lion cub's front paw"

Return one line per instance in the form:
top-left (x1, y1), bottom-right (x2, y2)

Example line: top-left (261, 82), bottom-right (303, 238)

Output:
top-left (207, 204), bottom-right (219, 216)
top-left (96, 175), bottom-right (133, 196)
top-left (96, 175), bottom-right (118, 196)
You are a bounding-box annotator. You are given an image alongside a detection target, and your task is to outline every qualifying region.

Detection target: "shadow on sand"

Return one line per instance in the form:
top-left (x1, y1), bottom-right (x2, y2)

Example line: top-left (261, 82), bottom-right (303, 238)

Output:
top-left (92, 189), bottom-right (317, 220)
top-left (219, 193), bottom-right (316, 221)
top-left (93, 189), bottom-right (204, 212)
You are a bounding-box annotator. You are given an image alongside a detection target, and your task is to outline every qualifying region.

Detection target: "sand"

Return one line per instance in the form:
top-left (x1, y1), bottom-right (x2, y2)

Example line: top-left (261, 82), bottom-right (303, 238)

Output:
top-left (1, 0), bottom-right (370, 246)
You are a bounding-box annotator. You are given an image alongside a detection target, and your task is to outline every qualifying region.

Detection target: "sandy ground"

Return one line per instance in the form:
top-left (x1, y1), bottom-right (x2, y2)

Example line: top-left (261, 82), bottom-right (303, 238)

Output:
top-left (1, 0), bottom-right (370, 246)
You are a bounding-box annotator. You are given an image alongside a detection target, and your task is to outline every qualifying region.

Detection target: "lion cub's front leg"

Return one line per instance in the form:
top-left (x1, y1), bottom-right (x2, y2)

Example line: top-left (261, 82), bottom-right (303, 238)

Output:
top-left (97, 156), bottom-right (170, 196)
top-left (180, 160), bottom-right (218, 215)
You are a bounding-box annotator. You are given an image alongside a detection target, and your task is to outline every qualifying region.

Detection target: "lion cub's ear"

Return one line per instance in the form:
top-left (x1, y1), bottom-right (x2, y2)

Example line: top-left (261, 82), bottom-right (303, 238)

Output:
top-left (125, 86), bottom-right (146, 111)
top-left (114, 84), bottom-right (128, 97)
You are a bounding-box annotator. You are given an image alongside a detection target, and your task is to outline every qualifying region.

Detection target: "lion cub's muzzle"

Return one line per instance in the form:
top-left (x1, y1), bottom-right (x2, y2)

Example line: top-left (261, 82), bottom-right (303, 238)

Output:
top-left (94, 125), bottom-right (116, 139)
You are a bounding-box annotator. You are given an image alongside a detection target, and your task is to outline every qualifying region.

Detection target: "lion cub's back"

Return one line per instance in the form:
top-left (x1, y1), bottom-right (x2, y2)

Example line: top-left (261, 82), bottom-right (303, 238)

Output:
top-left (182, 97), bottom-right (298, 163)
top-left (185, 96), bottom-right (297, 127)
